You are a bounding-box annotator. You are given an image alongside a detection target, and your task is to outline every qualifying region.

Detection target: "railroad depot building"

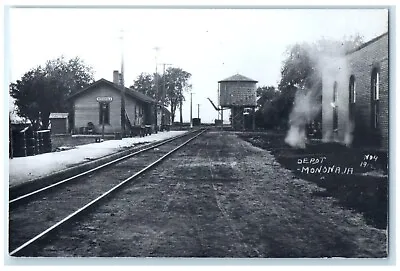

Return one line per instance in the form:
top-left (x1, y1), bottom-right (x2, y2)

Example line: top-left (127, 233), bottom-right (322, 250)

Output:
top-left (321, 32), bottom-right (388, 149)
top-left (67, 71), bottom-right (170, 135)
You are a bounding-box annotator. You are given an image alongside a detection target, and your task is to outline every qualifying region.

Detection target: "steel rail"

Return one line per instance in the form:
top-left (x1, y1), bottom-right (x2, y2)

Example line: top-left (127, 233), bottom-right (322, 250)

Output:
top-left (9, 129), bottom-right (201, 205)
top-left (9, 129), bottom-right (207, 256)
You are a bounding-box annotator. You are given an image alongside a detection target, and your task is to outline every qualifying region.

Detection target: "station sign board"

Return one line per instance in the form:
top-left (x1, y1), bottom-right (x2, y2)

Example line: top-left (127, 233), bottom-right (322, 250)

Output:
top-left (96, 96), bottom-right (113, 103)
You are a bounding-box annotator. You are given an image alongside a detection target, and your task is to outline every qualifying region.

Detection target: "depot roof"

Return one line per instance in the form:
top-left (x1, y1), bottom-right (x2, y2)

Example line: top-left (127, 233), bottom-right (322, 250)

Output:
top-left (66, 78), bottom-right (156, 104)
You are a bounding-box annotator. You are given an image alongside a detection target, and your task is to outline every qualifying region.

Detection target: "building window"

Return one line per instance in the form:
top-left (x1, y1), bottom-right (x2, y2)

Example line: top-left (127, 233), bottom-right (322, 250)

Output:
top-left (99, 103), bottom-right (110, 125)
top-left (333, 81), bottom-right (338, 132)
top-left (349, 76), bottom-right (356, 123)
top-left (371, 68), bottom-right (380, 129)
top-left (349, 76), bottom-right (356, 103)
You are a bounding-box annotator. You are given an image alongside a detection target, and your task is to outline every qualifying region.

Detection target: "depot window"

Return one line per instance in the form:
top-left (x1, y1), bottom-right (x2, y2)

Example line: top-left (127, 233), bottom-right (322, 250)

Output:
top-left (349, 75), bottom-right (356, 104)
top-left (333, 81), bottom-right (338, 131)
top-left (99, 103), bottom-right (110, 125)
top-left (349, 76), bottom-right (356, 123)
top-left (371, 68), bottom-right (380, 129)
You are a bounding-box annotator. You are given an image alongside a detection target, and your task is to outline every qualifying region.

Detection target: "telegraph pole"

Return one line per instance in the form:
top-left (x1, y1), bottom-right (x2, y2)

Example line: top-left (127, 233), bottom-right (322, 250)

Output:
top-left (218, 83), bottom-right (223, 130)
top-left (160, 63), bottom-right (172, 130)
top-left (190, 92), bottom-right (193, 128)
top-left (153, 46), bottom-right (159, 133)
top-left (120, 29), bottom-right (126, 138)
top-left (197, 104), bottom-right (200, 118)
top-left (153, 47), bottom-right (159, 74)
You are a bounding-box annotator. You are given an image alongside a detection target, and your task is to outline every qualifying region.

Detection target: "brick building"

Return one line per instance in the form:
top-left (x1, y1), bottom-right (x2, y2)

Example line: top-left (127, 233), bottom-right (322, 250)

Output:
top-left (321, 32), bottom-right (389, 149)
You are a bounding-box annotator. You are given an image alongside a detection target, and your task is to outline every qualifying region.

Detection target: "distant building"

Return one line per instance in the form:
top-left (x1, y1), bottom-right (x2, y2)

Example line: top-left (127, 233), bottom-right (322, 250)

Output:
top-left (156, 105), bottom-right (171, 130)
top-left (49, 113), bottom-right (69, 134)
top-left (67, 71), bottom-right (157, 134)
top-left (321, 32), bottom-right (389, 149)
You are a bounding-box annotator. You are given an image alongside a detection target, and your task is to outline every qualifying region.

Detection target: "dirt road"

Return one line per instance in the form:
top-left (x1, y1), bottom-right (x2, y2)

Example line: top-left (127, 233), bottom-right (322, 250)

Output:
top-left (37, 131), bottom-right (387, 257)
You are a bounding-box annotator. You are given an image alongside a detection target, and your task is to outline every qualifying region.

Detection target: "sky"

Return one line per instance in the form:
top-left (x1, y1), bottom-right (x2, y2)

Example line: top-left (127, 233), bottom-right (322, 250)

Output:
top-left (6, 7), bottom-right (388, 123)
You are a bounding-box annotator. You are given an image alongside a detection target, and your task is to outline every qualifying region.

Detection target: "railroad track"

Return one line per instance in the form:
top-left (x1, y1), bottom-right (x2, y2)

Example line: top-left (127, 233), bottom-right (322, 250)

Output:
top-left (9, 129), bottom-right (203, 203)
top-left (9, 128), bottom-right (207, 256)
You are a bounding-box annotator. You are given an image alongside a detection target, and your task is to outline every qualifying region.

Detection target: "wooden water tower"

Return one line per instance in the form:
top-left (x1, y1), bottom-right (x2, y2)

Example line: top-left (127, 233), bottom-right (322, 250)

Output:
top-left (218, 74), bottom-right (258, 130)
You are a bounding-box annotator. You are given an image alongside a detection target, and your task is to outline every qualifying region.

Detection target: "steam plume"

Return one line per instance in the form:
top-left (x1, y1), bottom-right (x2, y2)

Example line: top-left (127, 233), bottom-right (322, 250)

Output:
top-left (285, 40), bottom-right (356, 148)
top-left (285, 89), bottom-right (321, 148)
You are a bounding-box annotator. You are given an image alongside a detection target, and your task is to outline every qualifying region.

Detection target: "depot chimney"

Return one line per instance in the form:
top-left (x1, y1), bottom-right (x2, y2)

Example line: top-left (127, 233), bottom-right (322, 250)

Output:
top-left (113, 70), bottom-right (119, 84)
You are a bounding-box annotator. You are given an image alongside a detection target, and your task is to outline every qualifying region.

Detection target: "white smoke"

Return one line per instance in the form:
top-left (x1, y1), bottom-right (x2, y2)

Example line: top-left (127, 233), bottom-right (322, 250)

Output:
top-left (319, 55), bottom-right (354, 145)
top-left (285, 125), bottom-right (307, 149)
top-left (285, 40), bottom-right (355, 148)
top-left (285, 89), bottom-right (321, 148)
top-left (343, 120), bottom-right (354, 146)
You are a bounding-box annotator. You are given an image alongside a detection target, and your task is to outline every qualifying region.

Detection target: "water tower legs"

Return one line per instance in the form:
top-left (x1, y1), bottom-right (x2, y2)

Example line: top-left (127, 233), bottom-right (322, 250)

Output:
top-left (252, 107), bottom-right (255, 131)
top-left (231, 107), bottom-right (244, 130)
top-left (221, 106), bottom-right (224, 130)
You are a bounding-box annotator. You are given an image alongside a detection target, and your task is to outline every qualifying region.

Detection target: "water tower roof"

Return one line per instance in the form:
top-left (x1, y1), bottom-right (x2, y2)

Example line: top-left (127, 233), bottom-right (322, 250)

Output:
top-left (218, 73), bottom-right (258, 83)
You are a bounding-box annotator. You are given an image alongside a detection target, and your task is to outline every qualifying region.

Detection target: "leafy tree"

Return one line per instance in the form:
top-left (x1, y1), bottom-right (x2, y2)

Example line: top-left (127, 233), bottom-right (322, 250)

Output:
top-left (164, 67), bottom-right (192, 123)
top-left (276, 42), bottom-right (322, 129)
top-left (256, 92), bottom-right (293, 130)
top-left (131, 67), bottom-right (192, 123)
top-left (256, 86), bottom-right (280, 108)
top-left (279, 43), bottom-right (318, 94)
top-left (130, 72), bottom-right (163, 102)
top-left (10, 56), bottom-right (94, 129)
top-left (9, 67), bottom-right (45, 129)
top-left (254, 86), bottom-right (281, 128)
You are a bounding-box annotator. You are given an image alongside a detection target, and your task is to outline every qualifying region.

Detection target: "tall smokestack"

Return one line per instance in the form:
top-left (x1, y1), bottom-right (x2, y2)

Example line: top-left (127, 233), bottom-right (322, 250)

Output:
top-left (113, 70), bottom-right (119, 84)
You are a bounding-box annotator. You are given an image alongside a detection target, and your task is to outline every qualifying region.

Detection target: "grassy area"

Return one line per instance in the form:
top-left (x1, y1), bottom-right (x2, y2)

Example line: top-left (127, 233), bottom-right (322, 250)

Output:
top-left (238, 131), bottom-right (388, 230)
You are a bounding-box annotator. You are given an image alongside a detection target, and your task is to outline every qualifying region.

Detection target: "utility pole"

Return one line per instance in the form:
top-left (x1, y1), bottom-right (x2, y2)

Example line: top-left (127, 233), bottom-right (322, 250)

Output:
top-left (153, 47), bottom-right (159, 74)
top-left (190, 92), bottom-right (193, 128)
top-left (160, 63), bottom-right (172, 130)
top-left (197, 104), bottom-right (200, 118)
top-left (120, 29), bottom-right (126, 138)
top-left (153, 46), bottom-right (159, 133)
top-left (218, 83), bottom-right (223, 130)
